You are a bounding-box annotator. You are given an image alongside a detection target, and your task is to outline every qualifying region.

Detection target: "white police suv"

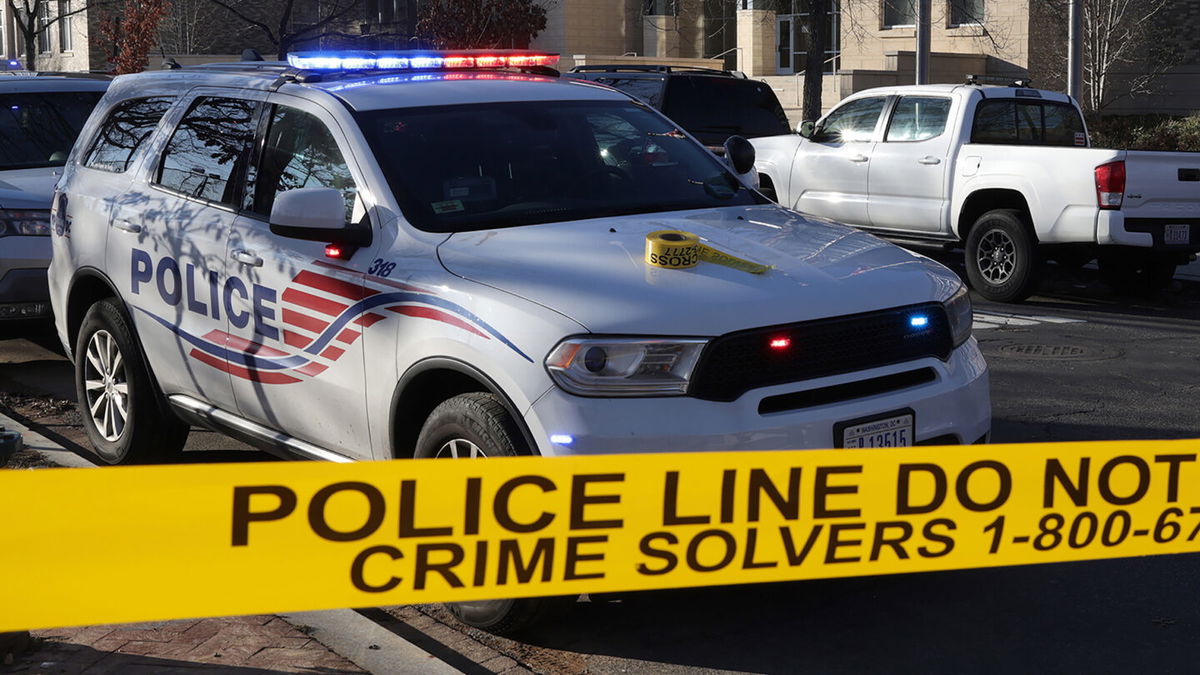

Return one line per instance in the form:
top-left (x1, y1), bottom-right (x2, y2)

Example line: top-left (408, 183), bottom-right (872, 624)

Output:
top-left (49, 50), bottom-right (988, 629)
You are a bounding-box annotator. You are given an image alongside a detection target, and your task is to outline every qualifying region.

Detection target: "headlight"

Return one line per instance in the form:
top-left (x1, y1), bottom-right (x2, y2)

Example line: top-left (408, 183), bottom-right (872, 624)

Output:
top-left (0, 210), bottom-right (51, 237)
top-left (545, 337), bottom-right (708, 396)
top-left (943, 283), bottom-right (972, 347)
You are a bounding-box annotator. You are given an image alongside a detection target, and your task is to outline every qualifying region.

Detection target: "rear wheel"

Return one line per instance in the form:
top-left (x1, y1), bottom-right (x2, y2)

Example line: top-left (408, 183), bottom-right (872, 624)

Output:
top-left (74, 299), bottom-right (188, 464)
top-left (964, 209), bottom-right (1041, 303)
top-left (414, 392), bottom-right (571, 636)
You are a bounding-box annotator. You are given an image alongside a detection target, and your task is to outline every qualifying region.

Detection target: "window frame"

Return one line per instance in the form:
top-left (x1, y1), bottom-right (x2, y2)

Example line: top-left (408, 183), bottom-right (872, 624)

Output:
top-left (57, 0), bottom-right (73, 52)
top-left (150, 93), bottom-right (267, 211)
top-left (882, 95), bottom-right (953, 143)
top-left (36, 3), bottom-right (51, 54)
top-left (948, 0), bottom-right (985, 27)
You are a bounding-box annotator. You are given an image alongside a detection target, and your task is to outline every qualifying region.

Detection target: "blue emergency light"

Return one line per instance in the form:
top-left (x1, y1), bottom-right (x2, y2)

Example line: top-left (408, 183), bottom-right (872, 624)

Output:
top-left (286, 50), bottom-right (559, 71)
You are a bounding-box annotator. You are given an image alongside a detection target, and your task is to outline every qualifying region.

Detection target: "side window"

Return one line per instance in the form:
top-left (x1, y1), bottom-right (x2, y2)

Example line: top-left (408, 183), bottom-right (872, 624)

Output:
top-left (816, 96), bottom-right (887, 143)
top-left (971, 99), bottom-right (1087, 147)
top-left (885, 96), bottom-right (952, 142)
top-left (595, 77), bottom-right (666, 108)
top-left (971, 100), bottom-right (1016, 144)
top-left (156, 96), bottom-right (258, 205)
top-left (83, 96), bottom-right (175, 173)
top-left (249, 105), bottom-right (359, 223)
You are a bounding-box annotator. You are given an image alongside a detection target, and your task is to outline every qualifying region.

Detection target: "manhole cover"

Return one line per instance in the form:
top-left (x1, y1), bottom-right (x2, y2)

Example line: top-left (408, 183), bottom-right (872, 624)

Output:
top-left (994, 343), bottom-right (1122, 360)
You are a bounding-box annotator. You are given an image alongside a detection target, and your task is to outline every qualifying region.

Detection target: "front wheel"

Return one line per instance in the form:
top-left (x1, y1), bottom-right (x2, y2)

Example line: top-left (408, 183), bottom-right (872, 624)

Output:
top-left (964, 209), bottom-right (1041, 303)
top-left (414, 392), bottom-right (572, 636)
top-left (74, 299), bottom-right (189, 464)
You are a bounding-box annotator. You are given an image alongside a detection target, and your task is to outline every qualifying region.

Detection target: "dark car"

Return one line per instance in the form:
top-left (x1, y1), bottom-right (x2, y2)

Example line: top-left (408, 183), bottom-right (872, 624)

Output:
top-left (565, 65), bottom-right (791, 152)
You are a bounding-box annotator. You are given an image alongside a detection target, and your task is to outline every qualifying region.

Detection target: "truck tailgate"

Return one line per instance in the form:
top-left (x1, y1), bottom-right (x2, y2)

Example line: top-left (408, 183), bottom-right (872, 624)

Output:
top-left (1123, 151), bottom-right (1200, 219)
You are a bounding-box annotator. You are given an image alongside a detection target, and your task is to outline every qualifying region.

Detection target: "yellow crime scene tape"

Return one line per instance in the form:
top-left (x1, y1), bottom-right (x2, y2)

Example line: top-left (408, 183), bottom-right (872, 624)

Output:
top-left (4, 439), bottom-right (1200, 631)
top-left (645, 230), bottom-right (772, 275)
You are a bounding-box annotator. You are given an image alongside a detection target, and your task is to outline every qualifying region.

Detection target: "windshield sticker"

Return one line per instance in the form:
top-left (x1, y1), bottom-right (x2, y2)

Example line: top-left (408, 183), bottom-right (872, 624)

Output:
top-left (432, 199), bottom-right (465, 214)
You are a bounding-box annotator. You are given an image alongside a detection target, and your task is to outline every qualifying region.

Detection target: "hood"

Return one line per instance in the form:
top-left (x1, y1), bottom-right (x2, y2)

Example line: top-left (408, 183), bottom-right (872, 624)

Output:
top-left (0, 167), bottom-right (62, 209)
top-left (437, 206), bottom-right (963, 335)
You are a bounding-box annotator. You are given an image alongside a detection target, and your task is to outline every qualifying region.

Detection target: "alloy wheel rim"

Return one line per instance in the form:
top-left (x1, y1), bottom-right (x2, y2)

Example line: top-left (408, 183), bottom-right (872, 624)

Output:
top-left (977, 229), bottom-right (1017, 285)
top-left (83, 330), bottom-right (128, 442)
top-left (436, 437), bottom-right (487, 459)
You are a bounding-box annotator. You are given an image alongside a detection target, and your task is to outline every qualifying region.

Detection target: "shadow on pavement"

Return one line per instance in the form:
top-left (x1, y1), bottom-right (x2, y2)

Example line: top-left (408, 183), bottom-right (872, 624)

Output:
top-left (518, 553), bottom-right (1200, 673)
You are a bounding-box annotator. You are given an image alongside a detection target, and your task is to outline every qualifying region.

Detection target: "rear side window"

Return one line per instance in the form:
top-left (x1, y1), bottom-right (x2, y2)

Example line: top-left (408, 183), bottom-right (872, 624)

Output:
top-left (156, 96), bottom-right (258, 205)
top-left (84, 96), bottom-right (175, 173)
top-left (661, 77), bottom-right (791, 138)
top-left (885, 96), bottom-right (952, 142)
top-left (971, 99), bottom-right (1086, 147)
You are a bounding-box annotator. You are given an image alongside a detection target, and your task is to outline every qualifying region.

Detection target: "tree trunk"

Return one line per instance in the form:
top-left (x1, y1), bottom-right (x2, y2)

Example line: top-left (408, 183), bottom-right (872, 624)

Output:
top-left (24, 29), bottom-right (36, 72)
top-left (802, 0), bottom-right (829, 122)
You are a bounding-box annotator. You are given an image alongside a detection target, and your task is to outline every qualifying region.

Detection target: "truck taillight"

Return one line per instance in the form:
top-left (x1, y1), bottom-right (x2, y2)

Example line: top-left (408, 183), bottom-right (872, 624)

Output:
top-left (1095, 160), bottom-right (1125, 210)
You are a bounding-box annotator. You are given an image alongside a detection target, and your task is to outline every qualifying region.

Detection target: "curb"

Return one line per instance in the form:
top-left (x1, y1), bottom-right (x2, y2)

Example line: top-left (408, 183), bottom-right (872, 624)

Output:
top-left (0, 407), bottom-right (459, 674)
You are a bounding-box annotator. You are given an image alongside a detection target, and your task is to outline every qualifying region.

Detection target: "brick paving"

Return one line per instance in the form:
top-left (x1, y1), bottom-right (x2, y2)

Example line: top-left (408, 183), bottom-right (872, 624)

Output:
top-left (7, 616), bottom-right (365, 674)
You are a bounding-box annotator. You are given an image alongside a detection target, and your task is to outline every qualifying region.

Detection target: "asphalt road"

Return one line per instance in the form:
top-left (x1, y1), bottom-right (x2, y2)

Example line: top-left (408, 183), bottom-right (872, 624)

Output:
top-left (2, 260), bottom-right (1198, 673)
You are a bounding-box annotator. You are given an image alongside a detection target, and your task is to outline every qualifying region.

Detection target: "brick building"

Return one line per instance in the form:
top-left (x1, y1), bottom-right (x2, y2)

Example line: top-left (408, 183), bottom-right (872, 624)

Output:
top-left (530, 0), bottom-right (1200, 121)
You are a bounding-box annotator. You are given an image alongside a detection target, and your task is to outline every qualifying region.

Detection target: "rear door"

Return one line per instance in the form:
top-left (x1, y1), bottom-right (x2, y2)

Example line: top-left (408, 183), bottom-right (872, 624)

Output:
top-left (788, 95), bottom-right (888, 225)
top-left (868, 95), bottom-right (955, 234)
top-left (112, 91), bottom-right (263, 408)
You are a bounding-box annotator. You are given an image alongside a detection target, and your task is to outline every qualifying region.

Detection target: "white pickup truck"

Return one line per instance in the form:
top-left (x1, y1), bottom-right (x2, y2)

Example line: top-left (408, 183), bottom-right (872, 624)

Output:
top-left (751, 83), bottom-right (1200, 302)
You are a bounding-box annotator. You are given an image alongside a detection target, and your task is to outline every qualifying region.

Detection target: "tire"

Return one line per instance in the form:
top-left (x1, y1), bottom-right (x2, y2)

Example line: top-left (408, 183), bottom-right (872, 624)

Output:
top-left (1098, 250), bottom-right (1177, 294)
top-left (74, 299), bottom-right (189, 464)
top-left (964, 209), bottom-right (1041, 303)
top-left (414, 392), bottom-right (571, 636)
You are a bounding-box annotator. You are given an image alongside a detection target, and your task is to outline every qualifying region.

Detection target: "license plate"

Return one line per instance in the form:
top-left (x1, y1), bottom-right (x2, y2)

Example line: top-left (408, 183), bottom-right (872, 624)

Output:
top-left (840, 413), bottom-right (913, 448)
top-left (1164, 223), bottom-right (1190, 245)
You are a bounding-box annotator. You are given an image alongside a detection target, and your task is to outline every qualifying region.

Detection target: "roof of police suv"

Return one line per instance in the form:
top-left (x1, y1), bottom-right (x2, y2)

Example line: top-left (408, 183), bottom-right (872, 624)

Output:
top-left (110, 64), bottom-right (631, 111)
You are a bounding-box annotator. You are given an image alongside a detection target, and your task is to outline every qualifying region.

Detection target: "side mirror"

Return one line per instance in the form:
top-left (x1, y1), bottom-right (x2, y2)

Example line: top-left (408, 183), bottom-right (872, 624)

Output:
top-left (723, 135), bottom-right (756, 176)
top-left (797, 120), bottom-right (816, 138)
top-left (269, 187), bottom-right (371, 248)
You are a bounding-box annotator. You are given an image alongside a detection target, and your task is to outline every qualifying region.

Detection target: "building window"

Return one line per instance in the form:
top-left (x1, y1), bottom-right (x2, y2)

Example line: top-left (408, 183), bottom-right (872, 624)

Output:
top-left (949, 0), bottom-right (983, 25)
top-left (775, 1), bottom-right (841, 75)
top-left (36, 3), bottom-right (51, 53)
top-left (644, 0), bottom-right (679, 15)
top-left (883, 0), bottom-right (915, 27)
top-left (58, 0), bottom-right (72, 52)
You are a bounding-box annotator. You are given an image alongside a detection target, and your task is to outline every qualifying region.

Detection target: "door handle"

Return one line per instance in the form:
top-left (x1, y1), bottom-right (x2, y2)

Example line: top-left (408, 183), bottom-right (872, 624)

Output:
top-left (112, 220), bottom-right (142, 234)
top-left (918, 156), bottom-right (942, 165)
top-left (231, 249), bottom-right (263, 267)
top-left (848, 154), bottom-right (869, 163)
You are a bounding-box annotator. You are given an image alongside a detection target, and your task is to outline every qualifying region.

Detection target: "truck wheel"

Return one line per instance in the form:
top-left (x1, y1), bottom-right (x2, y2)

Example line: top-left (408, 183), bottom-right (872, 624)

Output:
top-left (414, 392), bottom-right (571, 636)
top-left (1098, 250), bottom-right (1177, 294)
top-left (964, 209), bottom-right (1040, 303)
top-left (75, 299), bottom-right (189, 464)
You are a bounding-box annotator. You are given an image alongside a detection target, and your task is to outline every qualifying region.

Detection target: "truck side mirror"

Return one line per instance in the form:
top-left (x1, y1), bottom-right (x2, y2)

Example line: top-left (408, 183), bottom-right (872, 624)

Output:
top-left (723, 135), bottom-right (756, 176)
top-left (797, 120), bottom-right (816, 138)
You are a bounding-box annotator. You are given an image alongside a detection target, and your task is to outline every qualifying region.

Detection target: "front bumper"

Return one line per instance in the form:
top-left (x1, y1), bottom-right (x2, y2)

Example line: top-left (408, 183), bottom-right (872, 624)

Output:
top-left (525, 338), bottom-right (991, 455)
top-left (0, 235), bottom-right (52, 319)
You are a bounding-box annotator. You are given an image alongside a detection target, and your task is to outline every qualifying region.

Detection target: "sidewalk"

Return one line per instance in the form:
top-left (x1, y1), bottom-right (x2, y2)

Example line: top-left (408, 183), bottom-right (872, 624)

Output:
top-left (0, 409), bottom-right (459, 675)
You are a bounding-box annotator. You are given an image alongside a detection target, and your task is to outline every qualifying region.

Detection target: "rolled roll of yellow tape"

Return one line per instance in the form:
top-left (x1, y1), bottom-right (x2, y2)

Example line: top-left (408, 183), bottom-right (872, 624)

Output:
top-left (645, 230), bottom-right (703, 270)
top-left (644, 230), bottom-right (771, 275)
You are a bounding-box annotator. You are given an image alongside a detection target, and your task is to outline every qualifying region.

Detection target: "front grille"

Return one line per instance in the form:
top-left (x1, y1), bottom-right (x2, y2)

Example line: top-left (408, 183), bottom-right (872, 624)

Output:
top-left (689, 302), bottom-right (953, 402)
top-left (757, 367), bottom-right (937, 415)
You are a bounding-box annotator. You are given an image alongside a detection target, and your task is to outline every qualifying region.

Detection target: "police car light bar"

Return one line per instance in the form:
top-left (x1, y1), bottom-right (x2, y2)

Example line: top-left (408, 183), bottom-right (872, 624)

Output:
top-left (286, 50), bottom-right (559, 71)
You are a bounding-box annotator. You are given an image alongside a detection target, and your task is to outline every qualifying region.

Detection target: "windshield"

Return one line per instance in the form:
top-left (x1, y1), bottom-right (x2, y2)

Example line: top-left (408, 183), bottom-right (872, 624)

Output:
top-left (357, 100), bottom-right (764, 232)
top-left (0, 91), bottom-right (103, 169)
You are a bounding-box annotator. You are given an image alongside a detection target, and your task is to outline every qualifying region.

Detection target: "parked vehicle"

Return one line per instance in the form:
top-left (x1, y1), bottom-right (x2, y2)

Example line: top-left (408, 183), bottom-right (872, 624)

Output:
top-left (751, 82), bottom-right (1200, 302)
top-left (565, 64), bottom-right (791, 153)
top-left (0, 75), bottom-right (107, 321)
top-left (49, 52), bottom-right (989, 633)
